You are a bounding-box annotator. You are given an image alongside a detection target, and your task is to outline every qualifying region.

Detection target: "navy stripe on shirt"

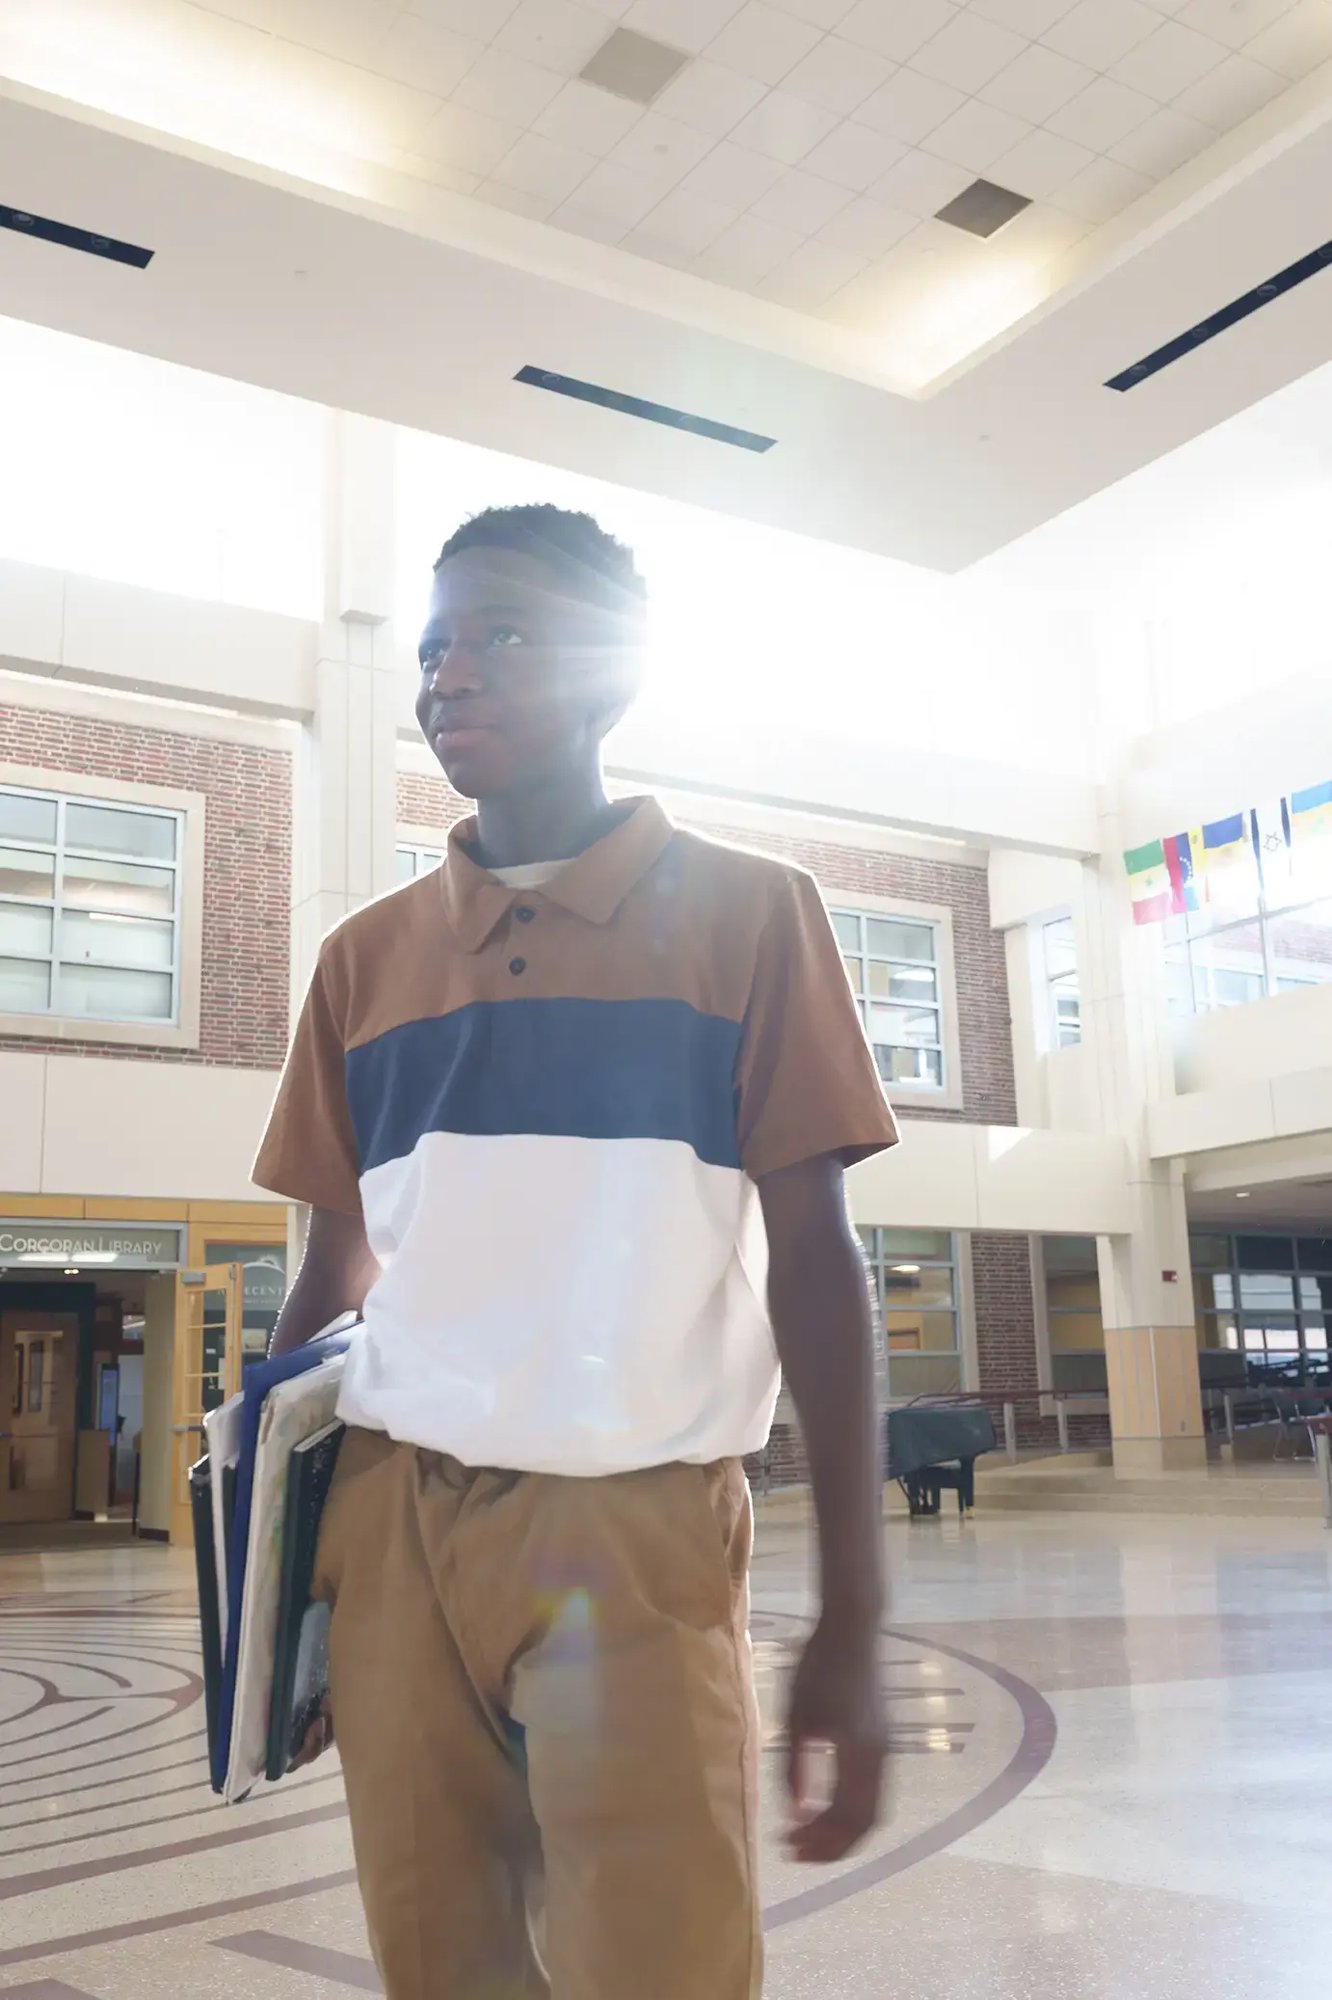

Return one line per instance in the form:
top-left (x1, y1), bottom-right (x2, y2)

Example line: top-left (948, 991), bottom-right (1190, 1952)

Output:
top-left (345, 996), bottom-right (743, 1174)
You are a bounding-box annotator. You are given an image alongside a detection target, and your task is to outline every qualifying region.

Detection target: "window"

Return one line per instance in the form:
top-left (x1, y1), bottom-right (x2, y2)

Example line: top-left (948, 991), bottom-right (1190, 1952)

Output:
top-left (1163, 838), bottom-right (1332, 1015)
top-left (396, 842), bottom-right (445, 885)
top-left (1190, 1231), bottom-right (1332, 1387)
top-left (0, 785), bottom-right (183, 1024)
top-left (859, 1228), bottom-right (959, 1396)
top-left (1042, 1236), bottom-right (1105, 1393)
top-left (1043, 916), bottom-right (1081, 1047)
top-left (833, 908), bottom-right (945, 1091)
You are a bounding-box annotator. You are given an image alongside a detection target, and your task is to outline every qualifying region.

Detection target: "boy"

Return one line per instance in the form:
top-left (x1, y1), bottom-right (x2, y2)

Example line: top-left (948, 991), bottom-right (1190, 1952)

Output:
top-left (256, 505), bottom-right (899, 1998)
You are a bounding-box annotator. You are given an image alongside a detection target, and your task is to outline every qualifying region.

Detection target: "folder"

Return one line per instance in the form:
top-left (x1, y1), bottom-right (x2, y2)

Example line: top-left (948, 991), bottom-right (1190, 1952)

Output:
top-left (265, 1419), bottom-right (344, 1783)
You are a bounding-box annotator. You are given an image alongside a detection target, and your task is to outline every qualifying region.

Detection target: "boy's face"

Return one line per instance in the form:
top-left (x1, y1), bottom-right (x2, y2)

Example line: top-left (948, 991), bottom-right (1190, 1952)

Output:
top-left (417, 545), bottom-right (638, 800)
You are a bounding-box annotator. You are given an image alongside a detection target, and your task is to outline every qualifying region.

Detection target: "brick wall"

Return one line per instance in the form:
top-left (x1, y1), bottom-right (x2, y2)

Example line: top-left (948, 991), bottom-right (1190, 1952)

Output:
top-left (0, 706), bottom-right (291, 1069)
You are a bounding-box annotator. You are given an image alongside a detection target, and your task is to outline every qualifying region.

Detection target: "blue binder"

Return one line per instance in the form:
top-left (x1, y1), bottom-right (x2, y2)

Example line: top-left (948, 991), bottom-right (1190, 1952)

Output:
top-left (210, 1327), bottom-right (355, 1794)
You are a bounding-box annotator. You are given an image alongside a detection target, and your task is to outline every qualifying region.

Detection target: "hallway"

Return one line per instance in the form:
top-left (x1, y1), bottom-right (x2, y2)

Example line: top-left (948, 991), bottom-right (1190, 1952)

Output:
top-left (1, 1508), bottom-right (1329, 1998)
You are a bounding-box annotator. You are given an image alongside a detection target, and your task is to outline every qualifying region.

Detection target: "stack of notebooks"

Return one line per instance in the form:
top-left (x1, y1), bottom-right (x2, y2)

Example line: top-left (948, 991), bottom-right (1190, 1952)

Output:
top-left (190, 1316), bottom-right (360, 1803)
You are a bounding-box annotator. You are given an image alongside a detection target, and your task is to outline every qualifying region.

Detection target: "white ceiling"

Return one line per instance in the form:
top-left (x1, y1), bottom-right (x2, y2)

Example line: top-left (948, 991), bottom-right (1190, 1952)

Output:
top-left (3, 1), bottom-right (1332, 568)
top-left (5, 0), bottom-right (1329, 342)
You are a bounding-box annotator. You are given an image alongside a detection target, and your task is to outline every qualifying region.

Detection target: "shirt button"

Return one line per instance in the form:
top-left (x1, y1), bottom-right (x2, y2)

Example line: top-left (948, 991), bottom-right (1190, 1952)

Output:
top-left (509, 956), bottom-right (527, 976)
top-left (514, 905), bottom-right (535, 923)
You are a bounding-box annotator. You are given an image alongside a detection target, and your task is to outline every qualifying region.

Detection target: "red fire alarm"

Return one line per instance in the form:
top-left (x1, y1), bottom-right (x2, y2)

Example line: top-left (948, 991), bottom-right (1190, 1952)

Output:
top-left (1162, 1269), bottom-right (1178, 1284)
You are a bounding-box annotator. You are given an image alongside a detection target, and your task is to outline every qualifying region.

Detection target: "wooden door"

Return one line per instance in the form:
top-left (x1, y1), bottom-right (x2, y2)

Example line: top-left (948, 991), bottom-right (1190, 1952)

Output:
top-left (0, 1310), bottom-right (79, 1525)
top-left (170, 1266), bottom-right (242, 1548)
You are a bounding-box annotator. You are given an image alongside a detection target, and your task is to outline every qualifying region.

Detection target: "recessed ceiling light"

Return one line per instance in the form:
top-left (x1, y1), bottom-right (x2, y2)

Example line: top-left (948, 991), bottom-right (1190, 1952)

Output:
top-left (890, 1264), bottom-right (921, 1274)
top-left (935, 179), bottom-right (1030, 240)
top-left (1235, 1191), bottom-right (1251, 1199)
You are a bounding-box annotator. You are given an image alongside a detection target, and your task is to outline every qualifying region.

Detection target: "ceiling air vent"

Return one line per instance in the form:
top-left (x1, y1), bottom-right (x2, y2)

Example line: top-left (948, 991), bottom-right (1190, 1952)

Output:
top-left (935, 179), bottom-right (1030, 239)
top-left (514, 367), bottom-right (776, 453)
top-left (580, 27), bottom-right (690, 104)
top-left (1107, 237), bottom-right (1332, 391)
top-left (0, 202), bottom-right (153, 268)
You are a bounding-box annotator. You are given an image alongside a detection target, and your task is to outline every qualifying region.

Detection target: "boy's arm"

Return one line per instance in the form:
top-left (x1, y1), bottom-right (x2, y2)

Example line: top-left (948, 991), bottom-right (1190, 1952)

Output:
top-left (269, 1207), bottom-right (378, 1358)
top-left (759, 1153), bottom-right (885, 1866)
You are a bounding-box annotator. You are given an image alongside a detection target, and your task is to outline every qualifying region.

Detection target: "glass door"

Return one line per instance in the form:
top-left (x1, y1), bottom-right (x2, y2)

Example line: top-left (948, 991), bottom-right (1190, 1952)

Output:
top-left (170, 1265), bottom-right (242, 1547)
top-left (0, 1310), bottom-right (79, 1524)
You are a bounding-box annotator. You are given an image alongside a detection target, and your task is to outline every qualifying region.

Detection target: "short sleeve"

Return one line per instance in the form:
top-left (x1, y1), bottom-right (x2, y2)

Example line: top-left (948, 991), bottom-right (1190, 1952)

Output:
top-left (252, 954), bottom-right (362, 1216)
top-left (736, 872), bottom-right (900, 1181)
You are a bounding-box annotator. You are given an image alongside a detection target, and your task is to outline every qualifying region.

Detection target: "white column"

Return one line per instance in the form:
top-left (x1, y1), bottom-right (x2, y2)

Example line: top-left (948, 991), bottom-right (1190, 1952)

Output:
top-left (1080, 800), bottom-right (1205, 1475)
top-left (290, 411), bottom-right (401, 1006)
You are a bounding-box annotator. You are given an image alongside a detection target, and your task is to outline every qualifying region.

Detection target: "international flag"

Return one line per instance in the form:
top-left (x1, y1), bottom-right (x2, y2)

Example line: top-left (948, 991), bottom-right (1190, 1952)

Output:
top-left (1124, 838), bottom-right (1175, 925)
top-left (1163, 831), bottom-right (1199, 913)
top-left (1249, 799), bottom-right (1291, 898)
top-left (1289, 778), bottom-right (1332, 840)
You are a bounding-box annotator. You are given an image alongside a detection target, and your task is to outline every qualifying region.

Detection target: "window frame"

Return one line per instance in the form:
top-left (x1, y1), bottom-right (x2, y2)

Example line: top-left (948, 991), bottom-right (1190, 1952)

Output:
top-left (829, 893), bottom-right (963, 1112)
top-left (0, 764), bottom-right (205, 1049)
top-left (395, 837), bottom-right (447, 886)
top-left (1042, 915), bottom-right (1082, 1048)
top-left (859, 1225), bottom-right (963, 1400)
top-left (1164, 882), bottom-right (1332, 1017)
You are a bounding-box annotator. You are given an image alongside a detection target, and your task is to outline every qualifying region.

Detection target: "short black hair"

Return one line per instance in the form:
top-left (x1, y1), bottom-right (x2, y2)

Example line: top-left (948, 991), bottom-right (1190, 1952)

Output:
top-left (434, 504), bottom-right (647, 619)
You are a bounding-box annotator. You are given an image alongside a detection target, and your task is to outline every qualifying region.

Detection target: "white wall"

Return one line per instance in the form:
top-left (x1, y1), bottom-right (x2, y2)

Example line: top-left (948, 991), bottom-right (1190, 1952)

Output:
top-left (849, 1118), bottom-right (1133, 1235)
top-left (0, 1052), bottom-right (282, 1202)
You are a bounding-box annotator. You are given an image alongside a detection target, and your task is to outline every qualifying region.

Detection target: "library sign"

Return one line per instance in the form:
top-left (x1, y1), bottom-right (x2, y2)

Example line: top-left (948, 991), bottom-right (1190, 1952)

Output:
top-left (0, 1221), bottom-right (184, 1268)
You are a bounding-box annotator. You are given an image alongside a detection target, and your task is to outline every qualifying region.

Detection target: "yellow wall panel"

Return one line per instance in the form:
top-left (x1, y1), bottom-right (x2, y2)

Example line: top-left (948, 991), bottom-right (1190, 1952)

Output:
top-left (0, 1194), bottom-right (87, 1218)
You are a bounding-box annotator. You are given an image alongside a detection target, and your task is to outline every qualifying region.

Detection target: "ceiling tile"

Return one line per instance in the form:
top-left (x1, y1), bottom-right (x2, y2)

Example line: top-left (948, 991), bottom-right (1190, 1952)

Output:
top-left (980, 42), bottom-right (1094, 119)
top-left (626, 186), bottom-right (737, 254)
top-left (838, 0), bottom-right (959, 62)
top-left (1244, 0), bottom-right (1332, 77)
top-left (491, 128), bottom-right (598, 198)
top-left (534, 78), bottom-right (646, 151)
top-left (478, 180), bottom-right (560, 219)
top-left (693, 210), bottom-right (805, 281)
top-left (372, 12), bottom-right (484, 93)
top-left (921, 96), bottom-right (1031, 169)
top-left (452, 46), bottom-right (567, 123)
top-left (256, 38), bottom-right (442, 158)
top-left (759, 235), bottom-right (868, 305)
top-left (1046, 73), bottom-right (1159, 146)
top-left (681, 134), bottom-right (787, 201)
top-left (1041, 0), bottom-right (1165, 68)
top-left (987, 196), bottom-right (1090, 262)
top-left (418, 99), bottom-right (527, 172)
top-left (388, 147), bottom-right (483, 194)
top-left (1111, 19), bottom-right (1227, 94)
top-left (988, 123), bottom-right (1094, 194)
top-left (801, 117), bottom-right (907, 188)
top-left (856, 66), bottom-right (965, 142)
top-left (868, 144), bottom-right (973, 213)
top-left (816, 190), bottom-right (918, 252)
top-left (969, 0), bottom-right (1084, 31)
top-left (913, 12), bottom-right (1026, 90)
top-left (729, 87), bottom-right (841, 159)
top-left (493, 0), bottom-right (612, 73)
top-left (750, 163), bottom-right (855, 228)
top-left (1052, 152), bottom-right (1153, 218)
top-left (781, 35), bottom-right (895, 113)
top-left (706, 1), bottom-right (826, 84)
top-left (1171, 48), bottom-right (1285, 121)
top-left (406, 0), bottom-right (522, 37)
top-left (1108, 100), bottom-right (1213, 170)
top-left (622, 0), bottom-right (747, 51)
top-left (267, 0), bottom-right (397, 68)
top-left (1175, 0), bottom-right (1300, 50)
top-left (607, 107), bottom-right (717, 180)
top-left (652, 58), bottom-right (768, 133)
top-left (769, 0), bottom-right (860, 25)
top-left (580, 0), bottom-right (637, 15)
top-left (553, 154), bottom-right (663, 226)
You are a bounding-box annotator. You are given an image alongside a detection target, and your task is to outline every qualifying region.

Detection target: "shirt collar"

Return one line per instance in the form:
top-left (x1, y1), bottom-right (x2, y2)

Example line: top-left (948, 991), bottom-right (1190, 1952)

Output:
top-left (439, 796), bottom-right (675, 953)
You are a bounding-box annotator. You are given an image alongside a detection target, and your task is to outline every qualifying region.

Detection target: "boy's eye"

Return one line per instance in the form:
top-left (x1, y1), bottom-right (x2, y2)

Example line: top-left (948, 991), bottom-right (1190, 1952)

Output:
top-left (489, 627), bottom-right (526, 649)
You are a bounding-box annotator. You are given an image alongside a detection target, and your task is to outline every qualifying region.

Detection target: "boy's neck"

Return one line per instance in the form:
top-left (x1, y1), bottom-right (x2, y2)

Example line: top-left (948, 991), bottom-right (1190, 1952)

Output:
top-left (473, 768), bottom-right (623, 873)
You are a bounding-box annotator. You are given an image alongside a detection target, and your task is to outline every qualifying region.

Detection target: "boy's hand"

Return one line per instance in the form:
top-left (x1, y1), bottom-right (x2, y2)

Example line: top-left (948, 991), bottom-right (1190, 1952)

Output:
top-left (291, 1696), bottom-right (335, 1770)
top-left (784, 1614), bottom-right (885, 1864)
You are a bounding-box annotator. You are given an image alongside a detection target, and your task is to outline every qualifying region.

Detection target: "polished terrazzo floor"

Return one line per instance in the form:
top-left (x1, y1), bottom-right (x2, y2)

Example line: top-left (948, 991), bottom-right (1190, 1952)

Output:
top-left (2, 1504), bottom-right (1330, 1998)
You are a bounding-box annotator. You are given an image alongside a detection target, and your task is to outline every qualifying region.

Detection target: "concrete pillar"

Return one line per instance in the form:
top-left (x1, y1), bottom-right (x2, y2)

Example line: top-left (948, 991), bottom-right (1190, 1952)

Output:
top-left (290, 410), bottom-right (401, 1005)
top-left (1080, 804), bottom-right (1205, 1476)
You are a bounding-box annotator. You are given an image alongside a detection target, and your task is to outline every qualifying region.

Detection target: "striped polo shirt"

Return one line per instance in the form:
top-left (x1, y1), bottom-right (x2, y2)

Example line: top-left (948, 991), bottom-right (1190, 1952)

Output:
top-left (253, 797), bottom-right (898, 1476)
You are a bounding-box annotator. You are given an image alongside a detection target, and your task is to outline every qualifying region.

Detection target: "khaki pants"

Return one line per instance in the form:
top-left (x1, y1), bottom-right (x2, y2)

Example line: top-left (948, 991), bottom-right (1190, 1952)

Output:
top-left (315, 1428), bottom-right (762, 2000)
